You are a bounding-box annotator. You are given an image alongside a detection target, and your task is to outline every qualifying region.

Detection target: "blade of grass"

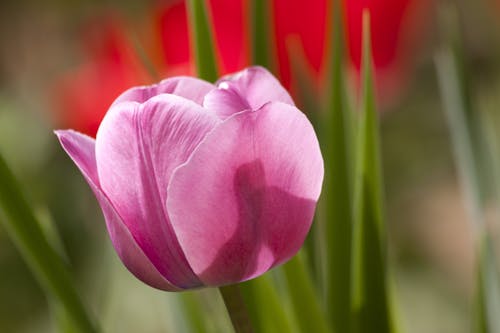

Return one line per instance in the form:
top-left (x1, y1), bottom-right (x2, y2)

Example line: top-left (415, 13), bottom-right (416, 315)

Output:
top-left (434, 27), bottom-right (483, 230)
top-left (435, 5), bottom-right (500, 332)
top-left (435, 46), bottom-right (483, 226)
top-left (37, 208), bottom-right (82, 332)
top-left (475, 233), bottom-right (500, 333)
top-left (322, 0), bottom-right (355, 331)
top-left (186, 0), bottom-right (219, 82)
top-left (350, 11), bottom-right (396, 333)
top-left (51, 299), bottom-right (83, 333)
top-left (282, 253), bottom-right (331, 333)
top-left (0, 152), bottom-right (98, 333)
top-left (250, 0), bottom-right (274, 69)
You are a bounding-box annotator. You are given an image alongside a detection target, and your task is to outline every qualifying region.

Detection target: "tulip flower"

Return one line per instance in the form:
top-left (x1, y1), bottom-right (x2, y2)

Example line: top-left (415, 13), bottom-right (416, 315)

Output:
top-left (51, 0), bottom-right (432, 138)
top-left (56, 67), bottom-right (324, 289)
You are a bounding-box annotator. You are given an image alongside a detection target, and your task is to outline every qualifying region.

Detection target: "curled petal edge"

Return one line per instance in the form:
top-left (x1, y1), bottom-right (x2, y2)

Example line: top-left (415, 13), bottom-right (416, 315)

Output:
top-left (55, 130), bottom-right (182, 291)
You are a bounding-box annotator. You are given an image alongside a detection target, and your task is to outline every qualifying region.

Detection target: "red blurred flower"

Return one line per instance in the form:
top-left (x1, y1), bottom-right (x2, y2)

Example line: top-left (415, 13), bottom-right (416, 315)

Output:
top-left (153, 0), bottom-right (328, 89)
top-left (344, 0), bottom-right (433, 105)
top-left (52, 1), bottom-right (257, 137)
top-left (52, 14), bottom-right (151, 136)
top-left (153, 0), bottom-right (251, 76)
top-left (52, 0), bottom-right (431, 137)
top-left (272, 0), bottom-right (328, 90)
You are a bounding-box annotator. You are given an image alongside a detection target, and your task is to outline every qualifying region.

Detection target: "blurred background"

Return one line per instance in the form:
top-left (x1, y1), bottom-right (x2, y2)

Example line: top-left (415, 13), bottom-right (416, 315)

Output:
top-left (0, 0), bottom-right (500, 332)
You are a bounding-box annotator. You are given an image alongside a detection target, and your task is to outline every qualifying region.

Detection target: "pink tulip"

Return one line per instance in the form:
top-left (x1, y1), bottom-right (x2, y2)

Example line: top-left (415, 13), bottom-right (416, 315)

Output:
top-left (56, 67), bottom-right (324, 289)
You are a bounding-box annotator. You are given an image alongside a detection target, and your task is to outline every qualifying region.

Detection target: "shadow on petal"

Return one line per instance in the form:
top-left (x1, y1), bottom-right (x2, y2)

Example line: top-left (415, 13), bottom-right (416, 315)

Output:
top-left (200, 160), bottom-right (317, 285)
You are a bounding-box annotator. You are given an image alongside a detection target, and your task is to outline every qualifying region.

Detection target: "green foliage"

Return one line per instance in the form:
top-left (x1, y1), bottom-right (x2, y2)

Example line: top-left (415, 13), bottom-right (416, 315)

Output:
top-left (240, 274), bottom-right (294, 333)
top-left (350, 12), bottom-right (396, 333)
top-left (186, 0), bottom-right (219, 82)
top-left (320, 1), bottom-right (355, 332)
top-left (435, 5), bottom-right (500, 332)
top-left (282, 254), bottom-right (331, 333)
top-left (0, 153), bottom-right (98, 333)
top-left (250, 0), bottom-right (274, 69)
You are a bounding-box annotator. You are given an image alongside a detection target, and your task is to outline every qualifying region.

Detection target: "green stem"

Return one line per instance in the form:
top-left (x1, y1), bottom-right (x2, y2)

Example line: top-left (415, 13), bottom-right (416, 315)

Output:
top-left (0, 153), bottom-right (98, 333)
top-left (219, 284), bottom-right (255, 333)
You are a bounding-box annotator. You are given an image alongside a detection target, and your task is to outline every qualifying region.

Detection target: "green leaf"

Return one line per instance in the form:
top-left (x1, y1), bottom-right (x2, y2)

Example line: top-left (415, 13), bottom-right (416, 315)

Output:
top-left (250, 0), bottom-right (274, 69)
top-left (177, 289), bottom-right (234, 333)
top-left (282, 253), bottom-right (331, 333)
top-left (435, 5), bottom-right (500, 332)
top-left (320, 0), bottom-right (355, 331)
top-left (219, 284), bottom-right (255, 333)
top-left (186, 0), bottom-right (219, 81)
top-left (434, 34), bottom-right (483, 229)
top-left (350, 12), bottom-right (395, 333)
top-left (0, 152), bottom-right (98, 333)
top-left (435, 4), bottom-right (500, 227)
top-left (475, 233), bottom-right (500, 333)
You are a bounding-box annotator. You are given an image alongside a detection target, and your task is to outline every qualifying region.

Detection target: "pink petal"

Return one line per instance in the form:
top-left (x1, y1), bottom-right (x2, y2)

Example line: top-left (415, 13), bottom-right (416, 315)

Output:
top-left (167, 102), bottom-right (324, 286)
top-left (95, 94), bottom-right (221, 288)
top-left (55, 130), bottom-right (180, 290)
top-left (112, 76), bottom-right (215, 106)
top-left (203, 66), bottom-right (295, 119)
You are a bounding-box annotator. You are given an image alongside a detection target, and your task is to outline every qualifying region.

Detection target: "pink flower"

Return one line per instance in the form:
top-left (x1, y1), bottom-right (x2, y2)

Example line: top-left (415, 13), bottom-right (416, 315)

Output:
top-left (55, 67), bottom-right (324, 289)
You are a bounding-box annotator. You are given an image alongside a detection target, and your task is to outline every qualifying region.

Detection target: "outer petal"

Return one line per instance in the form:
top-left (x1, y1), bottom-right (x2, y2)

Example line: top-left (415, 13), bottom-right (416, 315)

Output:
top-left (167, 102), bottom-right (324, 286)
top-left (55, 130), bottom-right (180, 291)
top-left (112, 76), bottom-right (215, 106)
top-left (203, 66), bottom-right (294, 119)
top-left (95, 94), bottom-right (220, 288)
